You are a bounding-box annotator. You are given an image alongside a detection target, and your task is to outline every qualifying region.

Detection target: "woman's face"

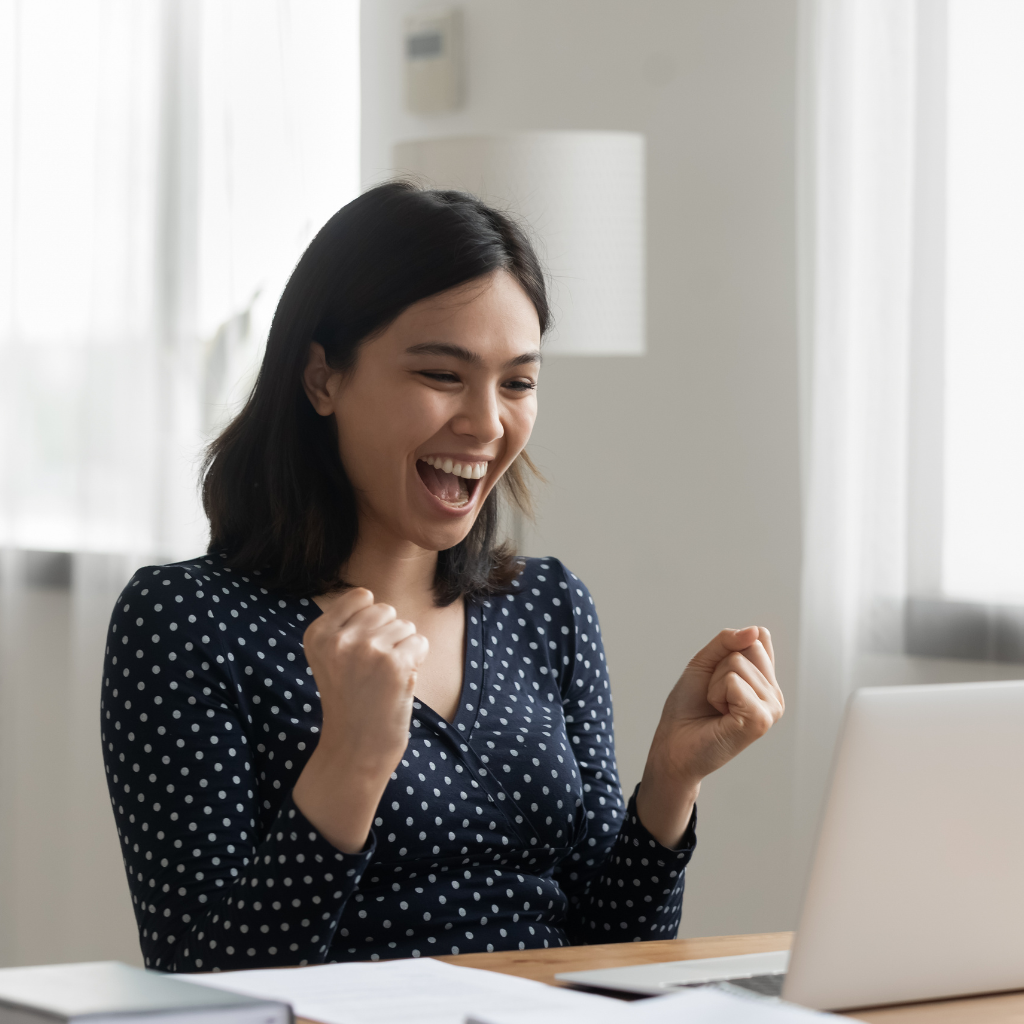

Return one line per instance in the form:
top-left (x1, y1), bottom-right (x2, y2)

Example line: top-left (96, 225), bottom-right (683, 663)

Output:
top-left (303, 270), bottom-right (542, 554)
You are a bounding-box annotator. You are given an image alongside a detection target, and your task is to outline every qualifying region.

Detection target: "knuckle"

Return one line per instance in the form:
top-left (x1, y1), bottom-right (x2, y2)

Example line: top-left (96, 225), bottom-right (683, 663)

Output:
top-left (336, 628), bottom-right (359, 650)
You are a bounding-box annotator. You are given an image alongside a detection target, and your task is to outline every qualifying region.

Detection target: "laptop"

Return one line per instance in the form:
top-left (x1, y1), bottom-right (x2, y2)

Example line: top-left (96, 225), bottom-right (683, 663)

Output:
top-left (557, 680), bottom-right (1024, 1011)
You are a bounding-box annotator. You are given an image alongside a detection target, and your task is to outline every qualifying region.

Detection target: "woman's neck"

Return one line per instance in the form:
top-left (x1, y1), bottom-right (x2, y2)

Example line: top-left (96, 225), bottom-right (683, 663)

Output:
top-left (339, 530), bottom-right (439, 617)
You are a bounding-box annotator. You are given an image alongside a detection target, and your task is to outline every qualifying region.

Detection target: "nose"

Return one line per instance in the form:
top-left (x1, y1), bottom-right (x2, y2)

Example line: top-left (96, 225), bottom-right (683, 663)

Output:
top-left (450, 385), bottom-right (504, 445)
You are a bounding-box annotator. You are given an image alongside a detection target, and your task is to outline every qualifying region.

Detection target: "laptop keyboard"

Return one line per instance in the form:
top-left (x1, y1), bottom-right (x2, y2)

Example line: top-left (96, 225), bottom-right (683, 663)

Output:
top-left (670, 974), bottom-right (786, 999)
top-left (718, 974), bottom-right (786, 997)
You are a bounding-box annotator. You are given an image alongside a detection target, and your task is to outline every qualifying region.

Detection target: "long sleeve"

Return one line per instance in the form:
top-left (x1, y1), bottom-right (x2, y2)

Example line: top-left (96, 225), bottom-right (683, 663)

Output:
top-left (550, 565), bottom-right (696, 942)
top-left (101, 564), bottom-right (374, 971)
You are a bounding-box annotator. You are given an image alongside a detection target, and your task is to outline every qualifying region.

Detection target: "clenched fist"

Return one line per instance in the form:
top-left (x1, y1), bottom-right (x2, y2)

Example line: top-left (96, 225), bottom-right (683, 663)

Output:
top-left (637, 626), bottom-right (785, 848)
top-left (292, 589), bottom-right (429, 853)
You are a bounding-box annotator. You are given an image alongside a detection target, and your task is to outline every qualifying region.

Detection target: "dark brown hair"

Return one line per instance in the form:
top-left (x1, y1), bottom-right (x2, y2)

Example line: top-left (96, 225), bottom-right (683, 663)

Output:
top-left (201, 181), bottom-right (549, 603)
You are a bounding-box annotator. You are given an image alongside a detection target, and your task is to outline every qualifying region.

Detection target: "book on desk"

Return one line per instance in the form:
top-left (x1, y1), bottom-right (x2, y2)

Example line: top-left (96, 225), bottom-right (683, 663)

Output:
top-left (0, 961), bottom-right (292, 1024)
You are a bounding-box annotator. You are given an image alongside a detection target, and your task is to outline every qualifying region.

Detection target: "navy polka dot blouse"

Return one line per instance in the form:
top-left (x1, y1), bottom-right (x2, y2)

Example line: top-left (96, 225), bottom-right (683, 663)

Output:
top-left (101, 554), bottom-right (696, 972)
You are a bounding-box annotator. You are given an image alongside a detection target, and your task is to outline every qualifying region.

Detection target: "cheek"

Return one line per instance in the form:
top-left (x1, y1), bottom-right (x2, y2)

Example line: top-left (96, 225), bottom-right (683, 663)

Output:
top-left (505, 399), bottom-right (538, 454)
top-left (334, 383), bottom-right (450, 473)
top-left (334, 401), bottom-right (377, 468)
top-left (333, 390), bottom-right (395, 477)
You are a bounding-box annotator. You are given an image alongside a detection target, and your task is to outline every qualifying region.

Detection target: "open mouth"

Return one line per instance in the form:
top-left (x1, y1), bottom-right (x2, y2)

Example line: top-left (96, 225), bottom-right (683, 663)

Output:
top-left (416, 455), bottom-right (489, 509)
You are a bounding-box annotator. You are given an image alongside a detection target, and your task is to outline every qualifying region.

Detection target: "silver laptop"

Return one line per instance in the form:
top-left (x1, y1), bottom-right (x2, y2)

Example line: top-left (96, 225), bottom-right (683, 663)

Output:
top-left (557, 680), bottom-right (1024, 1011)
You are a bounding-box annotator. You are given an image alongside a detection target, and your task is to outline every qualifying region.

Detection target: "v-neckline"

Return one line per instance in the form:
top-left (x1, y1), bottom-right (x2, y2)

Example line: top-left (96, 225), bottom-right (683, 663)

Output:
top-left (414, 598), bottom-right (483, 736)
top-left (302, 590), bottom-right (483, 734)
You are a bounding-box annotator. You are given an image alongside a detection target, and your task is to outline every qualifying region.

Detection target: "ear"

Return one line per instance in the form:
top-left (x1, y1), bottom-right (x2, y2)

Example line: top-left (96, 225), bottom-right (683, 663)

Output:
top-left (302, 342), bottom-right (340, 416)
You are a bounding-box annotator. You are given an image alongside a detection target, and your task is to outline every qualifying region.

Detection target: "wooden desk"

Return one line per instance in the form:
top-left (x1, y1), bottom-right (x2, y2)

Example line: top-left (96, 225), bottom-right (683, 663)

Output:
top-left (435, 933), bottom-right (1024, 1023)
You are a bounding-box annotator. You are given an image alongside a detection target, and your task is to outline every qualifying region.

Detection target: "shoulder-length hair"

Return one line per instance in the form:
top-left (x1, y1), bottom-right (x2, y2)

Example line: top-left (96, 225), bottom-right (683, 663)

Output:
top-left (201, 180), bottom-right (549, 604)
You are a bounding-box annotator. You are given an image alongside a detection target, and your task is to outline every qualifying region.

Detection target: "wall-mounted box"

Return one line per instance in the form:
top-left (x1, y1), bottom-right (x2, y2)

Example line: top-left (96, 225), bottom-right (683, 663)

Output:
top-left (404, 10), bottom-right (462, 114)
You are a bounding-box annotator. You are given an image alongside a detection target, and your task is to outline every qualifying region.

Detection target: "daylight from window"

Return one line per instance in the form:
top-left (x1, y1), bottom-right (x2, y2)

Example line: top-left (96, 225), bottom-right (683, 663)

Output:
top-left (0, 0), bottom-right (359, 557)
top-left (943, 0), bottom-right (1024, 603)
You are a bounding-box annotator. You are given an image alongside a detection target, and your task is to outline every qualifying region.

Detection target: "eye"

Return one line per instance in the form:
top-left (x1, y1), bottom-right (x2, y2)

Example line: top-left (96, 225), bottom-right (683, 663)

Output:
top-left (503, 378), bottom-right (537, 393)
top-left (419, 371), bottom-right (460, 384)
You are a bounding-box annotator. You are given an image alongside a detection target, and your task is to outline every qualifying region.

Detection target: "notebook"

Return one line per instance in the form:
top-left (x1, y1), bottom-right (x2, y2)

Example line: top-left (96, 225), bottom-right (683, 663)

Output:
top-left (0, 961), bottom-right (292, 1024)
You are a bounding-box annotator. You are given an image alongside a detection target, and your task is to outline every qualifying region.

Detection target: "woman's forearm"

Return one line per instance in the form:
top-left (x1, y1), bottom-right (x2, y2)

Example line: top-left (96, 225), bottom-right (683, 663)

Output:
top-left (635, 731), bottom-right (701, 849)
top-left (295, 590), bottom-right (427, 855)
top-left (292, 743), bottom-right (394, 854)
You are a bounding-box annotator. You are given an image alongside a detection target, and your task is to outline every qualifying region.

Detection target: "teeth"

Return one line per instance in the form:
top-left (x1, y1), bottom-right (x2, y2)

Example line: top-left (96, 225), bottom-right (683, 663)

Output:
top-left (420, 457), bottom-right (489, 480)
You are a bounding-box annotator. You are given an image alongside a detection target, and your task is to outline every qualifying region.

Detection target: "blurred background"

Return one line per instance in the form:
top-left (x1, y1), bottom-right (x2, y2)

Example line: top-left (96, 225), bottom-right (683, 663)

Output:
top-left (2, 0), bottom-right (1024, 967)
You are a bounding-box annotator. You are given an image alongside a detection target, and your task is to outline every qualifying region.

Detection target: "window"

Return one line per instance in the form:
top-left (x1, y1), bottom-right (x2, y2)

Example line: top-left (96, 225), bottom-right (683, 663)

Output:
top-left (906, 0), bottom-right (1024, 659)
top-left (942, 0), bottom-right (1024, 603)
top-left (0, 0), bottom-right (360, 560)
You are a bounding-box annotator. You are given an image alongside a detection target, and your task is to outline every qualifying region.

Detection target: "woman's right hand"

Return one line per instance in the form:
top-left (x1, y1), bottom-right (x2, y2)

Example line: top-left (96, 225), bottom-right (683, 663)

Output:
top-left (292, 589), bottom-right (429, 853)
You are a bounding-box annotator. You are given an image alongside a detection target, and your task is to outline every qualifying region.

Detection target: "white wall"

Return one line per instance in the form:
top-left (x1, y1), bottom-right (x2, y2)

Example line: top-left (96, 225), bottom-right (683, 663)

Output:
top-left (0, 554), bottom-right (141, 967)
top-left (363, 0), bottom-right (804, 936)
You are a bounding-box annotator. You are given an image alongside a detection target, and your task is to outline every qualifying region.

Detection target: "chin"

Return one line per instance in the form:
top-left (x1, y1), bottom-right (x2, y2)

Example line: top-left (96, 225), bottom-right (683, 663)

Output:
top-left (415, 522), bottom-right (478, 554)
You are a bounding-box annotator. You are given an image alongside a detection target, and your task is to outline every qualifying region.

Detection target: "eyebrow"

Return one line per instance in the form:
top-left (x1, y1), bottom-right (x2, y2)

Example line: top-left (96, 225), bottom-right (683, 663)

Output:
top-left (405, 342), bottom-right (542, 367)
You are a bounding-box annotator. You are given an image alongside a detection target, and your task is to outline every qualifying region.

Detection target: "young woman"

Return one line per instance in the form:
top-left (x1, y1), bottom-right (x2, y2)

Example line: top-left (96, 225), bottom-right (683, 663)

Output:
top-left (102, 182), bottom-right (783, 973)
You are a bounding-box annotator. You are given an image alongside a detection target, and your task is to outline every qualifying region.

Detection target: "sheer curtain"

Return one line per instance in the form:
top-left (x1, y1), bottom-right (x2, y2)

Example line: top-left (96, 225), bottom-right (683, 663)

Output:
top-left (0, 1), bottom-right (167, 555)
top-left (794, 0), bottom-right (919, 871)
top-left (0, 0), bottom-right (359, 557)
top-left (794, 0), bottom-right (1024, 880)
top-left (0, 0), bottom-right (358, 966)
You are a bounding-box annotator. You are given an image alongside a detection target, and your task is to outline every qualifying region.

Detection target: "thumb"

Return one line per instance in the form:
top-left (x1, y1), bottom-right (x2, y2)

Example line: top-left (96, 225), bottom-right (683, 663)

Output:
top-left (688, 627), bottom-right (761, 674)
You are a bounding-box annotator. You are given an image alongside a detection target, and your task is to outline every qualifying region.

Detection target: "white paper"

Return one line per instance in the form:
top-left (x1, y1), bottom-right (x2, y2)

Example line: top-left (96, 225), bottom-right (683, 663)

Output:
top-left (469, 986), bottom-right (843, 1024)
top-left (183, 957), bottom-right (616, 1024)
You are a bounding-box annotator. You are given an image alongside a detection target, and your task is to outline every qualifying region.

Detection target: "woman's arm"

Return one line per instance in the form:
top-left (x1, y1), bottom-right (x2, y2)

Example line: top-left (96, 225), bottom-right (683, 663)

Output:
top-left (550, 567), bottom-right (696, 943)
top-left (550, 568), bottom-right (783, 941)
top-left (102, 567), bottom-right (377, 972)
top-left (291, 589), bottom-right (429, 853)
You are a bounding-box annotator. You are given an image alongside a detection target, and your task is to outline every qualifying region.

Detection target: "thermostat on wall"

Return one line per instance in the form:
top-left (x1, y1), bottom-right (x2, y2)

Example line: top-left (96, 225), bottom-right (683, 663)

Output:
top-left (404, 9), bottom-right (462, 114)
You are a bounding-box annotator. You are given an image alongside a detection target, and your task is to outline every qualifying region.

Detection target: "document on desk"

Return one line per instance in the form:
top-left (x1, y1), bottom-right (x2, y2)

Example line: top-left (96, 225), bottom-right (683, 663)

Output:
top-left (469, 985), bottom-right (844, 1024)
top-left (186, 959), bottom-right (842, 1024)
top-left (184, 957), bottom-right (614, 1024)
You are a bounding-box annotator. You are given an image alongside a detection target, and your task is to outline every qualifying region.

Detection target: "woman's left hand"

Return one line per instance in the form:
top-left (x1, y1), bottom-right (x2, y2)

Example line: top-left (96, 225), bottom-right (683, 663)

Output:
top-left (635, 626), bottom-right (785, 848)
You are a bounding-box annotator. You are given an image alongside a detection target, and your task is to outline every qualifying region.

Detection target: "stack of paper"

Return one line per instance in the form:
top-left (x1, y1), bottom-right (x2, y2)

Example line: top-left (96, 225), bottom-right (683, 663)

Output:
top-left (188, 958), bottom-right (840, 1024)
top-left (187, 959), bottom-right (610, 1024)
